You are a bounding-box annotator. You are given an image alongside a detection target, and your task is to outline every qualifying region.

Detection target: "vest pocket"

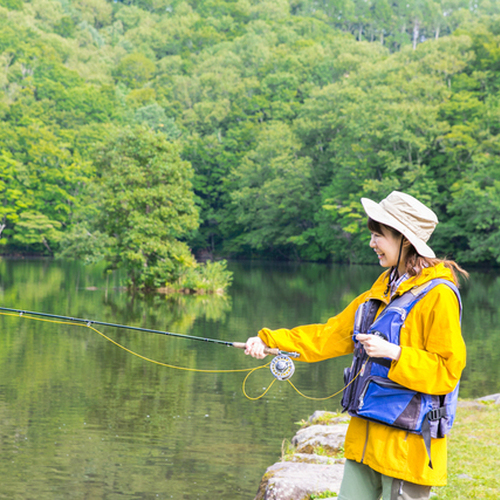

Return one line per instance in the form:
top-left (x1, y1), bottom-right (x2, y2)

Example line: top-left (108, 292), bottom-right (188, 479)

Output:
top-left (356, 376), bottom-right (422, 431)
top-left (341, 366), bottom-right (353, 411)
top-left (341, 348), bottom-right (369, 413)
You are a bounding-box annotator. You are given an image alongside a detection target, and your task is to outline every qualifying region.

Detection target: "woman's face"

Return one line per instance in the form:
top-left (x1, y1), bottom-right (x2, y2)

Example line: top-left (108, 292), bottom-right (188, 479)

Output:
top-left (369, 225), bottom-right (403, 270)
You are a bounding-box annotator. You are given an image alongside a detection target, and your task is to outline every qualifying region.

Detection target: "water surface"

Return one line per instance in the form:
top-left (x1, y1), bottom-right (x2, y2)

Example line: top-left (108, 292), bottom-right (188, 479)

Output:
top-left (0, 259), bottom-right (498, 499)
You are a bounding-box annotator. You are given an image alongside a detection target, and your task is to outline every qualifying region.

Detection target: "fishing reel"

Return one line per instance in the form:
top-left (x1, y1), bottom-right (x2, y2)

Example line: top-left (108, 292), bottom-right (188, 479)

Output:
top-left (231, 342), bottom-right (299, 381)
top-left (269, 354), bottom-right (296, 381)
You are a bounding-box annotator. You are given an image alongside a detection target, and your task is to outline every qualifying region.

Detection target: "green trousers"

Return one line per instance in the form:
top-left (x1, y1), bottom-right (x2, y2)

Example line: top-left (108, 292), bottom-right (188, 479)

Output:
top-left (338, 460), bottom-right (432, 500)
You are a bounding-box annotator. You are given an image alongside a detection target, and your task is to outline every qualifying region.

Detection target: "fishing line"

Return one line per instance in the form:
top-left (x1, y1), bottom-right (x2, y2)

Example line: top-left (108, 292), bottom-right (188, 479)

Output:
top-left (0, 306), bottom-right (292, 353)
top-left (0, 307), bottom-right (362, 402)
top-left (0, 309), bottom-right (265, 373)
top-left (285, 360), bottom-right (367, 401)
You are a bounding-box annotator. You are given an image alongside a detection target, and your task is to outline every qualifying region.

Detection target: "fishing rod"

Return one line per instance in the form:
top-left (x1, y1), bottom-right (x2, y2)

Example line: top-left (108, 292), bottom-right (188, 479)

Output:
top-left (0, 306), bottom-right (299, 380)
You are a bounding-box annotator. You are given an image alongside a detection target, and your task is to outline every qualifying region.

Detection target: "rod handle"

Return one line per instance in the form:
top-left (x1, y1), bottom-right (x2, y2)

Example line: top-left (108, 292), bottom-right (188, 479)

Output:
top-left (232, 341), bottom-right (281, 357)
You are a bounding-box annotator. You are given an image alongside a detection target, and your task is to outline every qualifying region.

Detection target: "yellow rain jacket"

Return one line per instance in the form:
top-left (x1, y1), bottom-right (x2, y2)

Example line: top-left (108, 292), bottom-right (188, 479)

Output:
top-left (258, 263), bottom-right (466, 486)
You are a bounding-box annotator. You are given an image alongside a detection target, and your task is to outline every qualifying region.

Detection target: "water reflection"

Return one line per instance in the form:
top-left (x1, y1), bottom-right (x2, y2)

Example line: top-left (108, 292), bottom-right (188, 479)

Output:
top-left (0, 258), bottom-right (498, 499)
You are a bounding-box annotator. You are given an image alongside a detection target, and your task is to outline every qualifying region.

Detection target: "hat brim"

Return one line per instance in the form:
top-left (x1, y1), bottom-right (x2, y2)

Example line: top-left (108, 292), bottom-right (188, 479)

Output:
top-left (361, 198), bottom-right (436, 259)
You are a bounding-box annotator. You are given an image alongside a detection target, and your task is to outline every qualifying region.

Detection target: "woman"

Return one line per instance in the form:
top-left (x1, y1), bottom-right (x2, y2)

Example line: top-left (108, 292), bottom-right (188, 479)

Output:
top-left (245, 191), bottom-right (467, 500)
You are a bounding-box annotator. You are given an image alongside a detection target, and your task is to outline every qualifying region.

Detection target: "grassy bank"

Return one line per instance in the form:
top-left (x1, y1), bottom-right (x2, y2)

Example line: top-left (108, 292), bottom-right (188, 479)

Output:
top-left (284, 402), bottom-right (500, 499)
top-left (433, 400), bottom-right (500, 499)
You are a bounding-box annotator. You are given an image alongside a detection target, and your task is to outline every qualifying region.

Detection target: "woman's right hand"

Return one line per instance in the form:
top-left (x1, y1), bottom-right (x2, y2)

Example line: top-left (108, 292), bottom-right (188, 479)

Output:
top-left (244, 336), bottom-right (269, 359)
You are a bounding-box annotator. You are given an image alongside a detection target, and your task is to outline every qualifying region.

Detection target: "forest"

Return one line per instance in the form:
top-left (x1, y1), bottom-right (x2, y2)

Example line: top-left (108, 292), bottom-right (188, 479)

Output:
top-left (1, 0), bottom-right (500, 288)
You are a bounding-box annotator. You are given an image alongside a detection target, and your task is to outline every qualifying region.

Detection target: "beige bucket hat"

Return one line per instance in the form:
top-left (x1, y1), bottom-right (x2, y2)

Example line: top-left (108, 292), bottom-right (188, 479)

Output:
top-left (361, 191), bottom-right (438, 258)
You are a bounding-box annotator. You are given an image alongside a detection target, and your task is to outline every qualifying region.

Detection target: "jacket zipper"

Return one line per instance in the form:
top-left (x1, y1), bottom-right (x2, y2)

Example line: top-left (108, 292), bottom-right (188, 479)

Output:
top-left (360, 420), bottom-right (369, 463)
top-left (358, 380), bottom-right (370, 409)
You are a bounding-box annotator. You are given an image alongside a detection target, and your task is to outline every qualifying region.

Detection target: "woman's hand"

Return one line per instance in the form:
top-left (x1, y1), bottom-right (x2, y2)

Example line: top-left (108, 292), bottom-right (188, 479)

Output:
top-left (244, 336), bottom-right (269, 359)
top-left (356, 334), bottom-right (401, 361)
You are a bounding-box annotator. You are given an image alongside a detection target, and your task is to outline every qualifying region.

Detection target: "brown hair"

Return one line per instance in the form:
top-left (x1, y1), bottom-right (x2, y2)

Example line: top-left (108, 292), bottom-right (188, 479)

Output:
top-left (367, 218), bottom-right (469, 286)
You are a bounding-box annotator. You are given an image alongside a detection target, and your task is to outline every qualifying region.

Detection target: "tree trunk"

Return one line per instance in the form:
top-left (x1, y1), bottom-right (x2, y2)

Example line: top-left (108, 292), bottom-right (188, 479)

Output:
top-left (42, 237), bottom-right (52, 254)
top-left (413, 19), bottom-right (420, 50)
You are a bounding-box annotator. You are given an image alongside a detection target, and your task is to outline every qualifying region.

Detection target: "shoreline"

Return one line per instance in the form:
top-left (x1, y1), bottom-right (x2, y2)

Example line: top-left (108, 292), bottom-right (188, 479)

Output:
top-left (254, 394), bottom-right (500, 500)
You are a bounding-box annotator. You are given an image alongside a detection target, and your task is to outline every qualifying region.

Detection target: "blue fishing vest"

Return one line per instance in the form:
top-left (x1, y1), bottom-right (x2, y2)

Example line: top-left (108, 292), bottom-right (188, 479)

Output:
top-left (340, 278), bottom-right (462, 468)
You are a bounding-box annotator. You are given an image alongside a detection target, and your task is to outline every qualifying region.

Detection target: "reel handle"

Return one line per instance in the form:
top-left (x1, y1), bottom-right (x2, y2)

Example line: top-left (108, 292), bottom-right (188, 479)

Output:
top-left (232, 342), bottom-right (281, 357)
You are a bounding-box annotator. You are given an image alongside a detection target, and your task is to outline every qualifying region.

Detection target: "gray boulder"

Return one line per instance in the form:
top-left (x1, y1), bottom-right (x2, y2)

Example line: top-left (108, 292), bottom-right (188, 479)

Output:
top-left (254, 461), bottom-right (344, 500)
top-left (254, 421), bottom-right (347, 500)
top-left (476, 393), bottom-right (500, 404)
top-left (291, 423), bottom-right (348, 454)
top-left (288, 453), bottom-right (345, 465)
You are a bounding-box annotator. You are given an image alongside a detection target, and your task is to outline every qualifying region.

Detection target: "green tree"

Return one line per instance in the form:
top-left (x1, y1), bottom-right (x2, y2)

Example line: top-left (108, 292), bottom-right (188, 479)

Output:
top-left (113, 53), bottom-right (156, 88)
top-left (0, 151), bottom-right (28, 245)
top-left (89, 126), bottom-right (231, 292)
top-left (12, 212), bottom-right (63, 253)
top-left (93, 126), bottom-right (198, 289)
top-left (225, 121), bottom-right (318, 259)
top-left (295, 38), bottom-right (469, 261)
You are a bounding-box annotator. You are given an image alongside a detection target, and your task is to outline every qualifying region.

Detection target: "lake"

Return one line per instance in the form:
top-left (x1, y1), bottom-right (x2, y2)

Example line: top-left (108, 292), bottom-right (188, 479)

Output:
top-left (0, 258), bottom-right (498, 499)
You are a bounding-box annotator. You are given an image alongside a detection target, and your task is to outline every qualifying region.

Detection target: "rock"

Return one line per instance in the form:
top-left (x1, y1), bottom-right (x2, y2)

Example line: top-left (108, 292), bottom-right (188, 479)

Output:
top-left (291, 423), bottom-right (348, 454)
top-left (459, 394), bottom-right (500, 410)
top-left (476, 393), bottom-right (500, 405)
top-left (457, 400), bottom-right (486, 410)
top-left (254, 461), bottom-right (344, 500)
top-left (288, 453), bottom-right (345, 465)
top-left (254, 422), bottom-right (347, 499)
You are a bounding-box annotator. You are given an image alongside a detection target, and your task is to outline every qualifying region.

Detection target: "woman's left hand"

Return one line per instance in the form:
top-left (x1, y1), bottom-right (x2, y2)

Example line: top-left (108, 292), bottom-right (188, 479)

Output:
top-left (356, 334), bottom-right (402, 361)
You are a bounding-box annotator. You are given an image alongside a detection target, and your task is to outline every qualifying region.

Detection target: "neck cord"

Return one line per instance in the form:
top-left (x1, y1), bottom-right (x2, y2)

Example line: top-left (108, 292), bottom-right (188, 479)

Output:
top-left (385, 236), bottom-right (405, 296)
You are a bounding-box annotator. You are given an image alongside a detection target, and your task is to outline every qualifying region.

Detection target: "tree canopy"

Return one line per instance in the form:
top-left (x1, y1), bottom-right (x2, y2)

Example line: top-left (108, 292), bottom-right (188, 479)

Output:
top-left (1, 0), bottom-right (500, 271)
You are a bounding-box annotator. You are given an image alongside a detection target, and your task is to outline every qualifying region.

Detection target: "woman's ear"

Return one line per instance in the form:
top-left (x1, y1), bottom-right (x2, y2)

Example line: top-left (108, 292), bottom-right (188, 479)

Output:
top-left (402, 237), bottom-right (412, 249)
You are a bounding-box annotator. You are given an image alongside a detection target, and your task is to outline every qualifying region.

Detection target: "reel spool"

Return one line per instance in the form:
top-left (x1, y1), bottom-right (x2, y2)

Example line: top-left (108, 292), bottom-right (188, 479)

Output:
top-left (269, 354), bottom-right (295, 381)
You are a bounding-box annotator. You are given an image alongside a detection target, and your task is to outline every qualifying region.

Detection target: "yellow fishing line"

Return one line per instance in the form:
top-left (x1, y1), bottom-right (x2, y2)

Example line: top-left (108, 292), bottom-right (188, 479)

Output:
top-left (241, 364), bottom-right (275, 400)
top-left (285, 360), bottom-right (367, 401)
top-left (0, 311), bottom-right (256, 373)
top-left (0, 311), bottom-right (363, 402)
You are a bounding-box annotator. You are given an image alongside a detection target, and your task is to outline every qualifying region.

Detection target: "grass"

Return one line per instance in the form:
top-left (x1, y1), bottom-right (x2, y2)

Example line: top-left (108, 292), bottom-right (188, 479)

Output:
top-left (296, 411), bottom-right (350, 429)
top-left (432, 401), bottom-right (500, 499)
top-left (312, 443), bottom-right (345, 459)
top-left (309, 492), bottom-right (338, 499)
top-left (281, 438), bottom-right (296, 461)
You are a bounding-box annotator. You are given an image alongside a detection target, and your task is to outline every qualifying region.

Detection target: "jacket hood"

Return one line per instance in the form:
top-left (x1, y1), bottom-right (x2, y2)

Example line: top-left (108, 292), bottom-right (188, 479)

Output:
top-left (368, 263), bottom-right (456, 303)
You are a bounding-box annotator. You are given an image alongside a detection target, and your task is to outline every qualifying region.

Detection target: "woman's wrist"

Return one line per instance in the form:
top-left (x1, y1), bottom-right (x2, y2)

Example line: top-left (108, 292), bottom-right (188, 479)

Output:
top-left (388, 344), bottom-right (402, 361)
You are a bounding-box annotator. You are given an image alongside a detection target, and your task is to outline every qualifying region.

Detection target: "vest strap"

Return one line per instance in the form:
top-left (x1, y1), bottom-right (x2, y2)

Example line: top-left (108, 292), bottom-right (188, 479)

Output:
top-left (371, 357), bottom-right (392, 368)
top-left (421, 416), bottom-right (433, 469)
top-left (421, 406), bottom-right (447, 468)
top-left (428, 407), bottom-right (447, 421)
